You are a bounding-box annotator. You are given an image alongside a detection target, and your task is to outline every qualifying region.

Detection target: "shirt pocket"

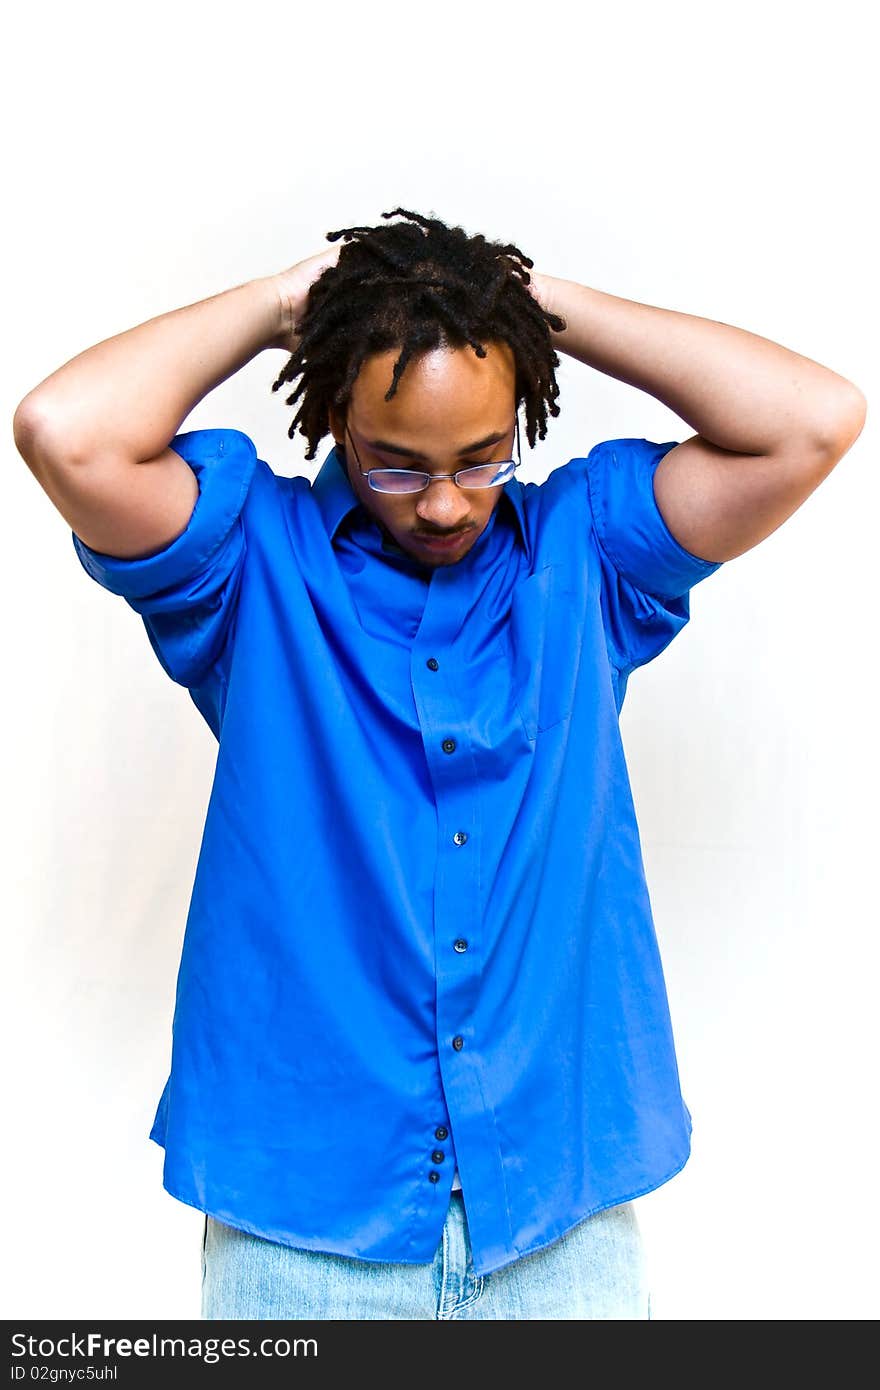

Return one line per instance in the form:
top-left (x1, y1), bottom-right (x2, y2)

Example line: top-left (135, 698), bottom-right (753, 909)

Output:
top-left (496, 563), bottom-right (579, 740)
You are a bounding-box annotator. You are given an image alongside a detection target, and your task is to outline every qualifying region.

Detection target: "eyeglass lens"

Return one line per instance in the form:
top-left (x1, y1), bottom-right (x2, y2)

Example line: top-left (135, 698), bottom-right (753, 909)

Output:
top-left (367, 460), bottom-right (516, 493)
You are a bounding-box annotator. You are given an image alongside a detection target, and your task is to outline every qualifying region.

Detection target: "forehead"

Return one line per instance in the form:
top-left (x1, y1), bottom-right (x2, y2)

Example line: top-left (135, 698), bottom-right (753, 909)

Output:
top-left (349, 342), bottom-right (516, 436)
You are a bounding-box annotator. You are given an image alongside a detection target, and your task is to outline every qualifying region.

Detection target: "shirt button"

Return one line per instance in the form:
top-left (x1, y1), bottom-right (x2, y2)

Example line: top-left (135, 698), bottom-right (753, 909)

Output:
top-left (452, 1035), bottom-right (464, 1051)
top-left (442, 738), bottom-right (456, 754)
top-left (434, 1126), bottom-right (448, 1141)
top-left (431, 1150), bottom-right (445, 1164)
top-left (452, 831), bottom-right (468, 846)
top-left (453, 939), bottom-right (468, 953)
top-left (426, 658), bottom-right (439, 671)
top-left (428, 1170), bottom-right (440, 1183)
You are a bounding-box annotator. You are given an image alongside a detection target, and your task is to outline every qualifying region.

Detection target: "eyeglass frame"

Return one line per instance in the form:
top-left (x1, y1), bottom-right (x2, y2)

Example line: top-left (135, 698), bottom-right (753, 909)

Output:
top-left (343, 415), bottom-right (522, 493)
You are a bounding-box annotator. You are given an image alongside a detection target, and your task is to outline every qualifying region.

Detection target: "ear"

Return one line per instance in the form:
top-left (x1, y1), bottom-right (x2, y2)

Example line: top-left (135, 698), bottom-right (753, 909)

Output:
top-left (328, 404), bottom-right (347, 449)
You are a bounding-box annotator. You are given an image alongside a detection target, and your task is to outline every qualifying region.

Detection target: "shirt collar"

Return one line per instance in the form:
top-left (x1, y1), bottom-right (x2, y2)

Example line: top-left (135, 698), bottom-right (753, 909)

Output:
top-left (310, 443), bottom-right (528, 553)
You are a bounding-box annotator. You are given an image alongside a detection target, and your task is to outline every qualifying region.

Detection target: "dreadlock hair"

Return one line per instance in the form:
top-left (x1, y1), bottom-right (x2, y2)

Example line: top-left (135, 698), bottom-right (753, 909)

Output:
top-left (270, 207), bottom-right (567, 461)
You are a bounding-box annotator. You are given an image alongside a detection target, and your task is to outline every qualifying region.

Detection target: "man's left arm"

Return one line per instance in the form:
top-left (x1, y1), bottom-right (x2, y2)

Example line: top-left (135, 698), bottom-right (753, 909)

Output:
top-left (529, 273), bottom-right (867, 564)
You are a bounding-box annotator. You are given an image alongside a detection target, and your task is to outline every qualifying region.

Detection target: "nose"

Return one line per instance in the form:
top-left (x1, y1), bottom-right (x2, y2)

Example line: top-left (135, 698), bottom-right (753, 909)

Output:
top-left (414, 477), bottom-right (472, 530)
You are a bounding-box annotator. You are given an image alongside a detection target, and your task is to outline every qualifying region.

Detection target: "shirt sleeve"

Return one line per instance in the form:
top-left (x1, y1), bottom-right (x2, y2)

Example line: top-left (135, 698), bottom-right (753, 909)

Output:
top-left (584, 437), bottom-right (723, 675)
top-left (71, 427), bottom-right (258, 690)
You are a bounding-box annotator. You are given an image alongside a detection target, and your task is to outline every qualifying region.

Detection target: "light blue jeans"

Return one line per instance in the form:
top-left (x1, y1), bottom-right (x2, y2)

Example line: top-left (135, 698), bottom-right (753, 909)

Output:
top-left (201, 1193), bottom-right (650, 1319)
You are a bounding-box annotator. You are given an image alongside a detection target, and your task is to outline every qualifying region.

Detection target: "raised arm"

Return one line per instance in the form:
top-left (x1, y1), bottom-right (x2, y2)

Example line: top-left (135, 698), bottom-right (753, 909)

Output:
top-left (12, 245), bottom-right (340, 559)
top-left (529, 272), bottom-right (867, 564)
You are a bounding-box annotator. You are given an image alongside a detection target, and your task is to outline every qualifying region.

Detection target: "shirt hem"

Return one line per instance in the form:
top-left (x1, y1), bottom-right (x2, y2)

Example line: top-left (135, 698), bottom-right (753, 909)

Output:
top-left (150, 1133), bottom-right (691, 1277)
top-left (473, 1148), bottom-right (693, 1277)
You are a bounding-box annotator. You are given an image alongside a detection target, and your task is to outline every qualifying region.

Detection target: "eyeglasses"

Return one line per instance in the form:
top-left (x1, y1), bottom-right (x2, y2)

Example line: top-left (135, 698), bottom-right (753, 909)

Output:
top-left (344, 417), bottom-right (521, 494)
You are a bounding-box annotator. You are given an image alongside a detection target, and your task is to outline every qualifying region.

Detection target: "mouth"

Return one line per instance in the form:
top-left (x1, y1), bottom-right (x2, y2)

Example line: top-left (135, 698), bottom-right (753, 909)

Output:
top-left (412, 529), bottom-right (473, 553)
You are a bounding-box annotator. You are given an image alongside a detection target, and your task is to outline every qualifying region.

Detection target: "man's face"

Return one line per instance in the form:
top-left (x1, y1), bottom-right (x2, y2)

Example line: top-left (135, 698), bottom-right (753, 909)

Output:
top-left (328, 340), bottom-right (517, 569)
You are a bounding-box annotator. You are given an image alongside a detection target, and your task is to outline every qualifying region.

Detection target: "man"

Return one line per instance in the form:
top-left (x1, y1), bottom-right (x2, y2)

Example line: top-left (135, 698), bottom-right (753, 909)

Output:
top-left (13, 208), bottom-right (866, 1320)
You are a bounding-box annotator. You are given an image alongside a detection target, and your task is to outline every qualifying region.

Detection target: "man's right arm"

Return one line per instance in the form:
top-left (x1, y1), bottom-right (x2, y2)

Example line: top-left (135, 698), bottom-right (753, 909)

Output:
top-left (12, 246), bottom-right (339, 560)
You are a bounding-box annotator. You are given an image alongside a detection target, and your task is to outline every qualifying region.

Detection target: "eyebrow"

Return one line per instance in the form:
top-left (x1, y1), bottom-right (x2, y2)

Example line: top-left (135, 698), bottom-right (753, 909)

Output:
top-left (365, 429), bottom-right (509, 463)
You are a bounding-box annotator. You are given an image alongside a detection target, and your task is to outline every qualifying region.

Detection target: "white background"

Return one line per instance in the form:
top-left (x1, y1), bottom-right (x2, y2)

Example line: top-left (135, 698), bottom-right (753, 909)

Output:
top-left (3, 0), bottom-right (877, 1321)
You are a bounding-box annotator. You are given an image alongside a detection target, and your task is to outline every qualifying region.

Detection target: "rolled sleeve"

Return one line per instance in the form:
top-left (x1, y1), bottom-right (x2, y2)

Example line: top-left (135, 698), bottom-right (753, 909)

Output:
top-left (584, 438), bottom-right (723, 676)
top-left (71, 428), bottom-right (258, 690)
top-left (72, 428), bottom-right (257, 600)
top-left (586, 437), bottom-right (722, 600)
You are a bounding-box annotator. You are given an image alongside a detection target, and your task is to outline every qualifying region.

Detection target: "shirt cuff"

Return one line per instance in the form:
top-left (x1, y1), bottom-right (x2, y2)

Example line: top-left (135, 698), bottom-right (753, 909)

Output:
top-left (71, 428), bottom-right (258, 601)
top-left (586, 437), bottom-right (723, 599)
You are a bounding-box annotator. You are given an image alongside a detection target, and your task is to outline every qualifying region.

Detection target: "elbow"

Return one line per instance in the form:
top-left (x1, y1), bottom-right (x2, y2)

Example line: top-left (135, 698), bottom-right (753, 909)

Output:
top-left (13, 394), bottom-right (77, 475)
top-left (12, 394), bottom-right (46, 469)
top-left (816, 383), bottom-right (868, 463)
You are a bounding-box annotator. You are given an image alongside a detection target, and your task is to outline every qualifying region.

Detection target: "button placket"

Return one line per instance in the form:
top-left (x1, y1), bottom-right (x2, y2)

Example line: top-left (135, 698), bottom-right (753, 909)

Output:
top-left (409, 570), bottom-right (486, 1222)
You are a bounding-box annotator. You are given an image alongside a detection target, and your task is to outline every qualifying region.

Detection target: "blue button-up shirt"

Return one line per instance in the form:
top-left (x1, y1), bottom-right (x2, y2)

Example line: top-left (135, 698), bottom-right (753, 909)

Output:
top-left (71, 427), bottom-right (723, 1275)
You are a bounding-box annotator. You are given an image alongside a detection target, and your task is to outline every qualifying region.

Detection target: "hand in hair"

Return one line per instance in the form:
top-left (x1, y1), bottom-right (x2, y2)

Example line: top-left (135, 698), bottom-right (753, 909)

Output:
top-left (268, 243), bottom-right (344, 354)
top-left (270, 208), bottom-right (566, 461)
